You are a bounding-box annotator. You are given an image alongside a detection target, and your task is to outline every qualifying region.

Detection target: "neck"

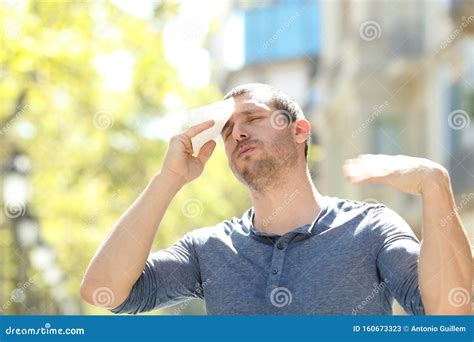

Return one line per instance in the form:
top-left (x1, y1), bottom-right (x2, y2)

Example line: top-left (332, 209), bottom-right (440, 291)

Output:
top-left (250, 167), bottom-right (324, 235)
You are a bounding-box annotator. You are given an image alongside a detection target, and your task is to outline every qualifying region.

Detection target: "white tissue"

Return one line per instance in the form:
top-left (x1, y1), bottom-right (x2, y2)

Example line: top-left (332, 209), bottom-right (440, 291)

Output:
top-left (185, 97), bottom-right (235, 156)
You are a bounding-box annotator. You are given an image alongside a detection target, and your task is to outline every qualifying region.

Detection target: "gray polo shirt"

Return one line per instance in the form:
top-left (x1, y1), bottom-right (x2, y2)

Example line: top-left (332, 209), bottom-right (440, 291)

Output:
top-left (111, 196), bottom-right (425, 315)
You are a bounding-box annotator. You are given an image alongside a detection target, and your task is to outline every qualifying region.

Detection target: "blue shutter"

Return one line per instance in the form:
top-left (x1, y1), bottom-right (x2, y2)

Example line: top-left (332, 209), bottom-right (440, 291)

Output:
top-left (244, 0), bottom-right (321, 65)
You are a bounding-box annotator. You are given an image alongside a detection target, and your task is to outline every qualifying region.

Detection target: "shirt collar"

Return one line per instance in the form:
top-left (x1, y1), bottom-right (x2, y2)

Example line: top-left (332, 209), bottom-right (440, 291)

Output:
top-left (241, 196), bottom-right (330, 239)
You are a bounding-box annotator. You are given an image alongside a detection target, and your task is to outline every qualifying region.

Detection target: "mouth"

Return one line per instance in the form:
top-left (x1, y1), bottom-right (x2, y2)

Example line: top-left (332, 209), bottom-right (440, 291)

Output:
top-left (237, 146), bottom-right (255, 159)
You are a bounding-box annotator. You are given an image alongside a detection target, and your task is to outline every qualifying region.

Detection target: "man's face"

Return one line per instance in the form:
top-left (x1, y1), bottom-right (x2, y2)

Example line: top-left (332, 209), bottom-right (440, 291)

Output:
top-left (220, 92), bottom-right (299, 191)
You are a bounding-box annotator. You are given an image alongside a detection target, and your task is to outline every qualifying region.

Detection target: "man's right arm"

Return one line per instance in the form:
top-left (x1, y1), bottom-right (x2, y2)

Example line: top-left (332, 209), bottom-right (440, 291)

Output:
top-left (80, 120), bottom-right (217, 309)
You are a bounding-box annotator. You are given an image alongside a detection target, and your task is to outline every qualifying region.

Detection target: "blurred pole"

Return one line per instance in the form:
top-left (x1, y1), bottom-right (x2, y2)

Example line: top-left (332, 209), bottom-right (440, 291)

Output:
top-left (2, 149), bottom-right (81, 314)
top-left (0, 216), bottom-right (5, 311)
top-left (3, 150), bottom-right (31, 313)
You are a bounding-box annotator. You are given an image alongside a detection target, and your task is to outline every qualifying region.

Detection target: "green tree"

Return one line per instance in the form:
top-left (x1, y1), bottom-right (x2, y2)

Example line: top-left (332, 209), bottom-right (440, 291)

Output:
top-left (0, 0), bottom-right (247, 315)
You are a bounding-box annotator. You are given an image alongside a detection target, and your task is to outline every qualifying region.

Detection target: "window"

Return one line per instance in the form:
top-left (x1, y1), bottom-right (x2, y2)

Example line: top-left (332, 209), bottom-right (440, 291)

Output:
top-left (243, 0), bottom-right (321, 65)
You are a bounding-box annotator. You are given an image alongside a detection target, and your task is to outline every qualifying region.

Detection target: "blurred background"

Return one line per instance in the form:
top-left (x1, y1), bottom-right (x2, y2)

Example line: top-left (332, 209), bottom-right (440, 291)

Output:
top-left (0, 0), bottom-right (472, 315)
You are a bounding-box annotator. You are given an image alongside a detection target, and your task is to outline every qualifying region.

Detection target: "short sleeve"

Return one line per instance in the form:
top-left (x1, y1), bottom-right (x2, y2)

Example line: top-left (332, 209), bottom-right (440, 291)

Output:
top-left (110, 232), bottom-right (202, 314)
top-left (371, 206), bottom-right (425, 315)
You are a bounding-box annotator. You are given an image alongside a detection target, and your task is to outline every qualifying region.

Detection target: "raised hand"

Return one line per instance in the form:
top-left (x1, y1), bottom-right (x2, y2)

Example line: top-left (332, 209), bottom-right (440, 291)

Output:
top-left (161, 120), bottom-right (217, 185)
top-left (343, 154), bottom-right (449, 195)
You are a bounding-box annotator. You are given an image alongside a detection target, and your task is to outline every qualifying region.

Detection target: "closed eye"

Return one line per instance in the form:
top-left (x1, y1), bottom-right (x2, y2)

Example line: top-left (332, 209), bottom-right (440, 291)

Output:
top-left (249, 116), bottom-right (264, 122)
top-left (221, 113), bottom-right (266, 140)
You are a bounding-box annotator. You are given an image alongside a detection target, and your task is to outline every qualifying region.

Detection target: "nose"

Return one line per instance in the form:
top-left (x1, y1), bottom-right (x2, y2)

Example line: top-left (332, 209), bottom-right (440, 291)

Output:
top-left (231, 122), bottom-right (249, 143)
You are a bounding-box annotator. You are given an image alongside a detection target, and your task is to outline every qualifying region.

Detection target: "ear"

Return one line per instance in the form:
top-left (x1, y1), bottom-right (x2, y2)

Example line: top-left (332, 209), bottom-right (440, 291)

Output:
top-left (294, 119), bottom-right (311, 145)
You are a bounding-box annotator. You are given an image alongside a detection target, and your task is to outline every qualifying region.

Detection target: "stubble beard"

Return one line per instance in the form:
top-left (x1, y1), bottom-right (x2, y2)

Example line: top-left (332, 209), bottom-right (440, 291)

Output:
top-left (230, 133), bottom-right (298, 193)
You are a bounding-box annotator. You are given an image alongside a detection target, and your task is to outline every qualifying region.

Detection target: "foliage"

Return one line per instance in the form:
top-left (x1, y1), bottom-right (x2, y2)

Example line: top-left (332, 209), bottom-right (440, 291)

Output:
top-left (0, 0), bottom-right (247, 315)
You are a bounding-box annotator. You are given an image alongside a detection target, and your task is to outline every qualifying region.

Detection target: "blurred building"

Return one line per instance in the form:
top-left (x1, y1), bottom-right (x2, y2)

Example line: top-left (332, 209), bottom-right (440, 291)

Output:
top-left (315, 0), bottom-right (474, 313)
top-left (212, 0), bottom-right (473, 238)
top-left (210, 0), bottom-right (322, 140)
top-left (211, 0), bottom-right (473, 314)
top-left (314, 0), bottom-right (473, 239)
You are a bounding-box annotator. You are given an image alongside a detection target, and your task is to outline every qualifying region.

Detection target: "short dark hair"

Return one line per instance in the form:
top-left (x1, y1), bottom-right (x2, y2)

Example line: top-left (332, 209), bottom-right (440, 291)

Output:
top-left (223, 83), bottom-right (309, 160)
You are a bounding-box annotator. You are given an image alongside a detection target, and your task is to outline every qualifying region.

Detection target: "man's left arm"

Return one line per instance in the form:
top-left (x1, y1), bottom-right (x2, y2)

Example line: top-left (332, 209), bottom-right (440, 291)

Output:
top-left (343, 154), bottom-right (472, 315)
top-left (418, 169), bottom-right (471, 314)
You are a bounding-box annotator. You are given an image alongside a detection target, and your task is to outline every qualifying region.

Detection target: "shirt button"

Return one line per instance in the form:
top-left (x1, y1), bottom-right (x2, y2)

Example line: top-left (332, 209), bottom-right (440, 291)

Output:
top-left (271, 267), bottom-right (279, 275)
top-left (276, 242), bottom-right (285, 250)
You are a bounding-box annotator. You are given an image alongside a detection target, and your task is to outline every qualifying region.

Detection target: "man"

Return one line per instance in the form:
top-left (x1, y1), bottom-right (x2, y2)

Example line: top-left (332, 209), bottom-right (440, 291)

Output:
top-left (80, 83), bottom-right (472, 315)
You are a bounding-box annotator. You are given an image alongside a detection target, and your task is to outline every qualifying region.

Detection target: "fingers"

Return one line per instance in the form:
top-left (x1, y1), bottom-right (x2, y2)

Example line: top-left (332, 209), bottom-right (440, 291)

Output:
top-left (343, 160), bottom-right (362, 183)
top-left (343, 157), bottom-right (375, 183)
top-left (197, 140), bottom-right (216, 165)
top-left (170, 120), bottom-right (215, 159)
top-left (184, 119), bottom-right (215, 138)
top-left (344, 155), bottom-right (390, 184)
top-left (342, 159), bottom-right (354, 178)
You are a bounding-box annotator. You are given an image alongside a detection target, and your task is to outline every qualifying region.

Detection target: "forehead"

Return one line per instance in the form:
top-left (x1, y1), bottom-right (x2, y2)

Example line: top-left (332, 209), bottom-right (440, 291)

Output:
top-left (221, 91), bottom-right (275, 135)
top-left (233, 91), bottom-right (273, 112)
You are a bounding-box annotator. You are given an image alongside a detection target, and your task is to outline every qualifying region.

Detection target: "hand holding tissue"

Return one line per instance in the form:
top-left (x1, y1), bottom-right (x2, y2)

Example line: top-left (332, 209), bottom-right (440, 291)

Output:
top-left (186, 98), bottom-right (235, 156)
